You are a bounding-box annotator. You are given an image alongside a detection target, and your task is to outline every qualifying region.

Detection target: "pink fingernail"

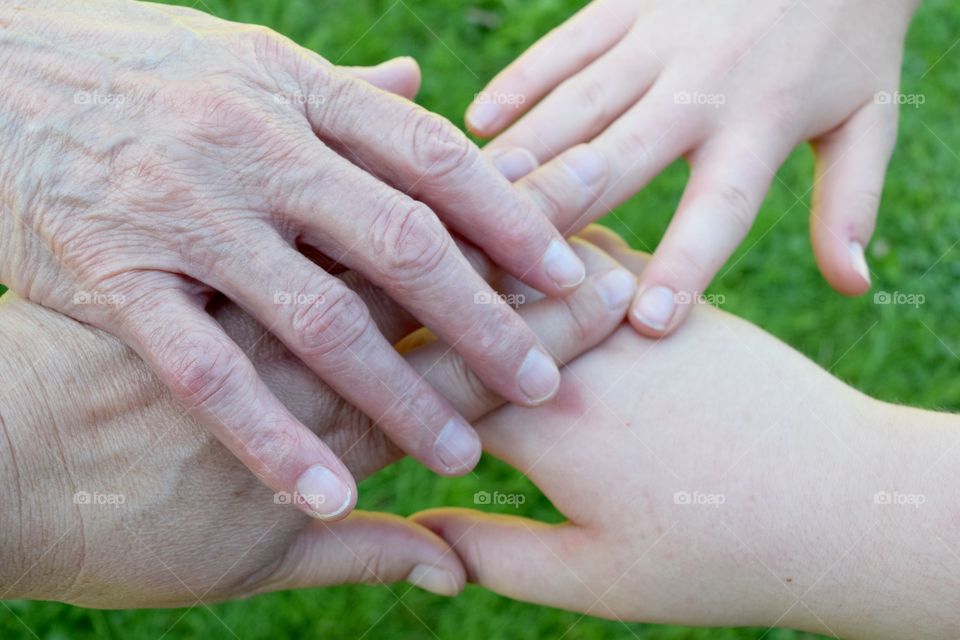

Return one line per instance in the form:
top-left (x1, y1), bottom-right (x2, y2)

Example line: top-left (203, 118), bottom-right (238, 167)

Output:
top-left (490, 148), bottom-right (539, 182)
top-left (849, 241), bottom-right (871, 286)
top-left (468, 101), bottom-right (500, 132)
top-left (517, 348), bottom-right (560, 404)
top-left (434, 418), bottom-right (481, 474)
top-left (632, 286), bottom-right (677, 332)
top-left (543, 239), bottom-right (586, 289)
top-left (295, 464), bottom-right (352, 520)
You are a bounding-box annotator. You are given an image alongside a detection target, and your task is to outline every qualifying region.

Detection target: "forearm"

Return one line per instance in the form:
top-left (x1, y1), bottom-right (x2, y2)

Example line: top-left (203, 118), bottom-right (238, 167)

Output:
top-left (783, 400), bottom-right (960, 639)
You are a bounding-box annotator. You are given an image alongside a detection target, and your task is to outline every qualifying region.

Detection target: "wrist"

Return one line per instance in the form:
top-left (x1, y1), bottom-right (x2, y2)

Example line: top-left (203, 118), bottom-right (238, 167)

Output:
top-left (779, 395), bottom-right (960, 638)
top-left (0, 296), bottom-right (122, 601)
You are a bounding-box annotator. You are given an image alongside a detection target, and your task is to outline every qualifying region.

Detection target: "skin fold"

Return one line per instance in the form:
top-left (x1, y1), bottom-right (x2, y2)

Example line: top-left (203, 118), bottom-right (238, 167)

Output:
top-left (0, 0), bottom-right (612, 517)
top-left (470, 0), bottom-right (921, 338)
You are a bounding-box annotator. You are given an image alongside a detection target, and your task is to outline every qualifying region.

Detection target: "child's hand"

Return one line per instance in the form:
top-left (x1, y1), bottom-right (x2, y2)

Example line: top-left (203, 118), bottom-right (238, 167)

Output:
top-left (469, 0), bottom-right (920, 336)
top-left (415, 229), bottom-right (960, 639)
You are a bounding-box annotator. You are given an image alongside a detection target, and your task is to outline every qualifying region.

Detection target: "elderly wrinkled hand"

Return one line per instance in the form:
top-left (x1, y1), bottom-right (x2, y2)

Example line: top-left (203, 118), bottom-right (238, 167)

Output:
top-left (0, 0), bottom-right (610, 518)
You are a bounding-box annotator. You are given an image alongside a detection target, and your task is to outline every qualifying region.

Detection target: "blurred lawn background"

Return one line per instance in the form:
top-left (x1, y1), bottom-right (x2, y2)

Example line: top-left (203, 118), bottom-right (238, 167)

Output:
top-left (3, 0), bottom-right (959, 638)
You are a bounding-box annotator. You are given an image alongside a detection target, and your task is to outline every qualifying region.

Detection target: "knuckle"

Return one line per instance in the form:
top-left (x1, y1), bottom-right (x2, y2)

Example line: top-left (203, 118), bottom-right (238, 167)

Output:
top-left (371, 198), bottom-right (451, 283)
top-left (711, 184), bottom-right (756, 238)
top-left (159, 336), bottom-right (239, 410)
top-left (614, 127), bottom-right (653, 169)
top-left (407, 111), bottom-right (474, 180)
top-left (241, 424), bottom-right (304, 477)
top-left (573, 79), bottom-right (613, 132)
top-left (289, 282), bottom-right (372, 358)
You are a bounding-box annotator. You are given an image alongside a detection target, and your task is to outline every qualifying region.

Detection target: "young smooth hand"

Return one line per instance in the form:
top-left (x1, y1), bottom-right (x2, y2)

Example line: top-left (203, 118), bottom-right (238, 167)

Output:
top-left (419, 228), bottom-right (960, 640)
top-left (0, 0), bottom-right (610, 518)
top-left (469, 0), bottom-right (919, 337)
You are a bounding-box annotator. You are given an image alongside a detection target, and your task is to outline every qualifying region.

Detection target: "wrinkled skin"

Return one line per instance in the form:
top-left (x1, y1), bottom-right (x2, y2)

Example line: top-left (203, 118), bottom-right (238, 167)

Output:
top-left (0, 231), bottom-right (637, 608)
top-left (471, 0), bottom-right (919, 337)
top-left (0, 0), bottom-right (609, 517)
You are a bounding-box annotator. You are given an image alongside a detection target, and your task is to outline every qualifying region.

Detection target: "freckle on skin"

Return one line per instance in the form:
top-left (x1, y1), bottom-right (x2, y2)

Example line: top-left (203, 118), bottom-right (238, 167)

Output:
top-left (785, 577), bottom-right (794, 584)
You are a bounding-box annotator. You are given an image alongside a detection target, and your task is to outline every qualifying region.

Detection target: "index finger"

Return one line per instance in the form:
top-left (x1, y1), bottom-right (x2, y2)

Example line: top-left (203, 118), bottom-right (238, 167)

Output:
top-left (296, 65), bottom-right (589, 297)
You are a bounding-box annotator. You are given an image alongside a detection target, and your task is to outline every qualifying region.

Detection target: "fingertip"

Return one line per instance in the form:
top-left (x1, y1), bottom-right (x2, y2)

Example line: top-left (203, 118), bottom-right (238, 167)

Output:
top-left (630, 284), bottom-right (679, 337)
top-left (433, 418), bottom-right (483, 476)
top-left (294, 463), bottom-right (357, 522)
top-left (516, 347), bottom-right (561, 406)
top-left (817, 239), bottom-right (873, 297)
top-left (466, 97), bottom-right (502, 137)
top-left (488, 147), bottom-right (540, 182)
top-left (406, 562), bottom-right (464, 597)
top-left (592, 267), bottom-right (638, 311)
top-left (542, 238), bottom-right (587, 291)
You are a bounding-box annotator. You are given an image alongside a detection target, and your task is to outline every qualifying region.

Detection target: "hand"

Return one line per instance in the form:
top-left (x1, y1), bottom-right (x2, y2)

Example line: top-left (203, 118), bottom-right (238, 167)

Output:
top-left (418, 227), bottom-right (960, 639)
top-left (0, 0), bottom-right (608, 517)
top-left (0, 231), bottom-right (637, 608)
top-left (468, 0), bottom-right (919, 337)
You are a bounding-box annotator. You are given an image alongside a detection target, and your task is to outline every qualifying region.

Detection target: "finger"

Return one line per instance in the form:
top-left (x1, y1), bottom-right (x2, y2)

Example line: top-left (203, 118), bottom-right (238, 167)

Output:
top-left (542, 80), bottom-right (705, 226)
top-left (577, 224), bottom-right (631, 255)
top-left (810, 102), bottom-right (896, 296)
top-left (113, 286), bottom-right (357, 521)
top-left (405, 238), bottom-right (636, 420)
top-left (202, 237), bottom-right (483, 476)
top-left (485, 147), bottom-right (540, 183)
top-left (631, 134), bottom-right (789, 337)
top-left (277, 143), bottom-right (564, 409)
top-left (466, 0), bottom-right (639, 137)
top-left (413, 510), bottom-right (595, 611)
top-left (517, 144), bottom-right (610, 236)
top-left (257, 511), bottom-right (465, 597)
top-left (297, 64), bottom-right (587, 298)
top-left (486, 36), bottom-right (660, 162)
top-left (339, 57), bottom-right (422, 100)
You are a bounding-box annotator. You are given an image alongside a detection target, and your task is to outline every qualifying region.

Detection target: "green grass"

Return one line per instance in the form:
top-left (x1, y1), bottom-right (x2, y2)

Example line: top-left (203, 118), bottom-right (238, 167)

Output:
top-left (4, 0), bottom-right (960, 637)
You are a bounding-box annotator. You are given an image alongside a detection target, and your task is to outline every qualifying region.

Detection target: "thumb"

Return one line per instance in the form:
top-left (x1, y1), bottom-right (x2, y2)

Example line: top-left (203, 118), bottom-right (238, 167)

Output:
top-left (413, 509), bottom-right (599, 613)
top-left (339, 57), bottom-right (422, 100)
top-left (256, 511), bottom-right (465, 597)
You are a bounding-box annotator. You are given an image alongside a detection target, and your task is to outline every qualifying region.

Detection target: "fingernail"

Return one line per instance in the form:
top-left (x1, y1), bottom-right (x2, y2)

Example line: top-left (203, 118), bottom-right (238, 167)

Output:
top-left (561, 145), bottom-right (607, 187)
top-left (468, 101), bottom-right (500, 132)
top-left (594, 269), bottom-right (637, 310)
top-left (632, 286), bottom-right (676, 332)
top-left (434, 418), bottom-right (481, 473)
top-left (295, 464), bottom-right (352, 520)
top-left (849, 241), bottom-right (871, 286)
top-left (543, 239), bottom-right (586, 289)
top-left (490, 148), bottom-right (539, 182)
top-left (517, 348), bottom-right (560, 404)
top-left (407, 564), bottom-right (459, 597)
